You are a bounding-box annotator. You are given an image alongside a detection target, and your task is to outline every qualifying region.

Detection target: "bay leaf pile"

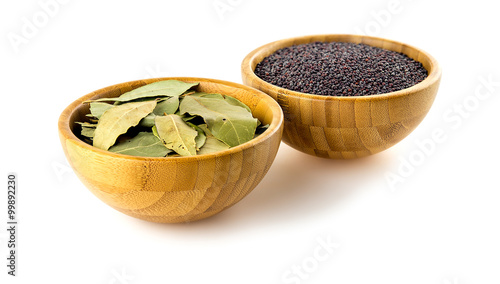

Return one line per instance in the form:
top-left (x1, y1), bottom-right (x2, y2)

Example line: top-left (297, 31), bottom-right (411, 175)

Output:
top-left (76, 80), bottom-right (268, 157)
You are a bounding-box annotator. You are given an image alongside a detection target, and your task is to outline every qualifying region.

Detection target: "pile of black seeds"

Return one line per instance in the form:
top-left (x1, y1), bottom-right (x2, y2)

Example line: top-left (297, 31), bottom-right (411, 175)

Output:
top-left (254, 41), bottom-right (428, 96)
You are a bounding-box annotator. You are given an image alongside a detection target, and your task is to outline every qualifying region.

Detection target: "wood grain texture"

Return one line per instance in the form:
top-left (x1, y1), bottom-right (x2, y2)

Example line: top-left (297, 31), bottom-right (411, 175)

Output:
top-left (241, 34), bottom-right (442, 159)
top-left (58, 77), bottom-right (284, 223)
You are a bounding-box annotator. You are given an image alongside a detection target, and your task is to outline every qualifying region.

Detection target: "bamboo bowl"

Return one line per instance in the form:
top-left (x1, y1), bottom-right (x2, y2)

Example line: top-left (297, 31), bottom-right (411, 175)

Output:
top-left (58, 77), bottom-right (284, 223)
top-left (242, 34), bottom-right (441, 159)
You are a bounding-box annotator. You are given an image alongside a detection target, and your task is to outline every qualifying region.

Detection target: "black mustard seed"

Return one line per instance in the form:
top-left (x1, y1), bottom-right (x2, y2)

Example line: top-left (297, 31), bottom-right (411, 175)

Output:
top-left (254, 41), bottom-right (428, 96)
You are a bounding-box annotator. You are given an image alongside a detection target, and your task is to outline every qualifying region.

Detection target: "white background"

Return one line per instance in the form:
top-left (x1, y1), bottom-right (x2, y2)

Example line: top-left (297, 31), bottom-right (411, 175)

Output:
top-left (1, 0), bottom-right (499, 283)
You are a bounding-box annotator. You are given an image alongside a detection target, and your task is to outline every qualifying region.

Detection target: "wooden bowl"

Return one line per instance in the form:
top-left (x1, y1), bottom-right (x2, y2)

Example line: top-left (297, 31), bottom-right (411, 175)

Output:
top-left (58, 77), bottom-right (284, 223)
top-left (241, 34), bottom-right (442, 159)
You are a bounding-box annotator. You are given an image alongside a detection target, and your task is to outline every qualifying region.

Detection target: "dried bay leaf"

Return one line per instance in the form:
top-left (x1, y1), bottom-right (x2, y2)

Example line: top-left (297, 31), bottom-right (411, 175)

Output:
top-left (187, 122), bottom-right (206, 150)
top-left (77, 80), bottom-right (263, 157)
top-left (198, 137), bottom-right (230, 155)
top-left (179, 113), bottom-right (196, 121)
top-left (76, 121), bottom-right (97, 128)
top-left (155, 114), bottom-right (198, 156)
top-left (180, 91), bottom-right (195, 97)
top-left (138, 97), bottom-right (179, 127)
top-left (191, 93), bottom-right (251, 112)
top-left (108, 132), bottom-right (171, 157)
top-left (223, 95), bottom-right (252, 113)
top-left (81, 127), bottom-right (95, 138)
top-left (152, 125), bottom-right (160, 139)
top-left (189, 92), bottom-right (224, 99)
top-left (89, 102), bottom-right (114, 119)
top-left (153, 96), bottom-right (179, 115)
top-left (85, 115), bottom-right (99, 123)
top-left (139, 113), bottom-right (156, 128)
top-left (179, 95), bottom-right (258, 147)
top-left (195, 129), bottom-right (206, 150)
top-left (75, 122), bottom-right (97, 138)
top-left (198, 124), bottom-right (212, 137)
top-left (93, 100), bottom-right (157, 150)
top-left (91, 80), bottom-right (198, 103)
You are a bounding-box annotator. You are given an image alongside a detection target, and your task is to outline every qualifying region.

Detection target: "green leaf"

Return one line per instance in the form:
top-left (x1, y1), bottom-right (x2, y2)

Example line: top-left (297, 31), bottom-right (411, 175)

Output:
top-left (195, 131), bottom-right (206, 150)
top-left (180, 114), bottom-right (199, 123)
top-left (153, 96), bottom-right (179, 115)
top-left (85, 115), bottom-right (99, 123)
top-left (190, 93), bottom-right (251, 112)
top-left (198, 124), bottom-right (212, 137)
top-left (198, 137), bottom-right (230, 155)
top-left (75, 122), bottom-right (97, 138)
top-left (89, 102), bottom-right (114, 119)
top-left (75, 121), bottom-right (97, 128)
top-left (179, 95), bottom-right (258, 147)
top-left (189, 92), bottom-right (224, 99)
top-left (152, 125), bottom-right (160, 139)
top-left (108, 132), bottom-right (171, 157)
top-left (155, 114), bottom-right (198, 156)
top-left (93, 100), bottom-right (157, 150)
top-left (187, 122), bottom-right (206, 150)
top-left (76, 80), bottom-right (263, 158)
top-left (139, 113), bottom-right (156, 127)
top-left (81, 127), bottom-right (96, 138)
top-left (91, 80), bottom-right (198, 103)
top-left (223, 95), bottom-right (252, 113)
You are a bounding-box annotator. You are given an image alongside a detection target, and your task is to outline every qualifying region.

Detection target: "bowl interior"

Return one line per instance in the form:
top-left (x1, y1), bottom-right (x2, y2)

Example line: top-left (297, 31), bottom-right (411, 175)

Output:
top-left (61, 77), bottom-right (283, 158)
top-left (243, 34), bottom-right (441, 100)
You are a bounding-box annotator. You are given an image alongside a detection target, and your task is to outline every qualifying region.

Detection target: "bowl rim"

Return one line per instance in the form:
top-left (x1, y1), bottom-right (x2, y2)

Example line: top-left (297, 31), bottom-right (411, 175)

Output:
top-left (241, 33), bottom-right (442, 102)
top-left (58, 77), bottom-right (284, 162)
